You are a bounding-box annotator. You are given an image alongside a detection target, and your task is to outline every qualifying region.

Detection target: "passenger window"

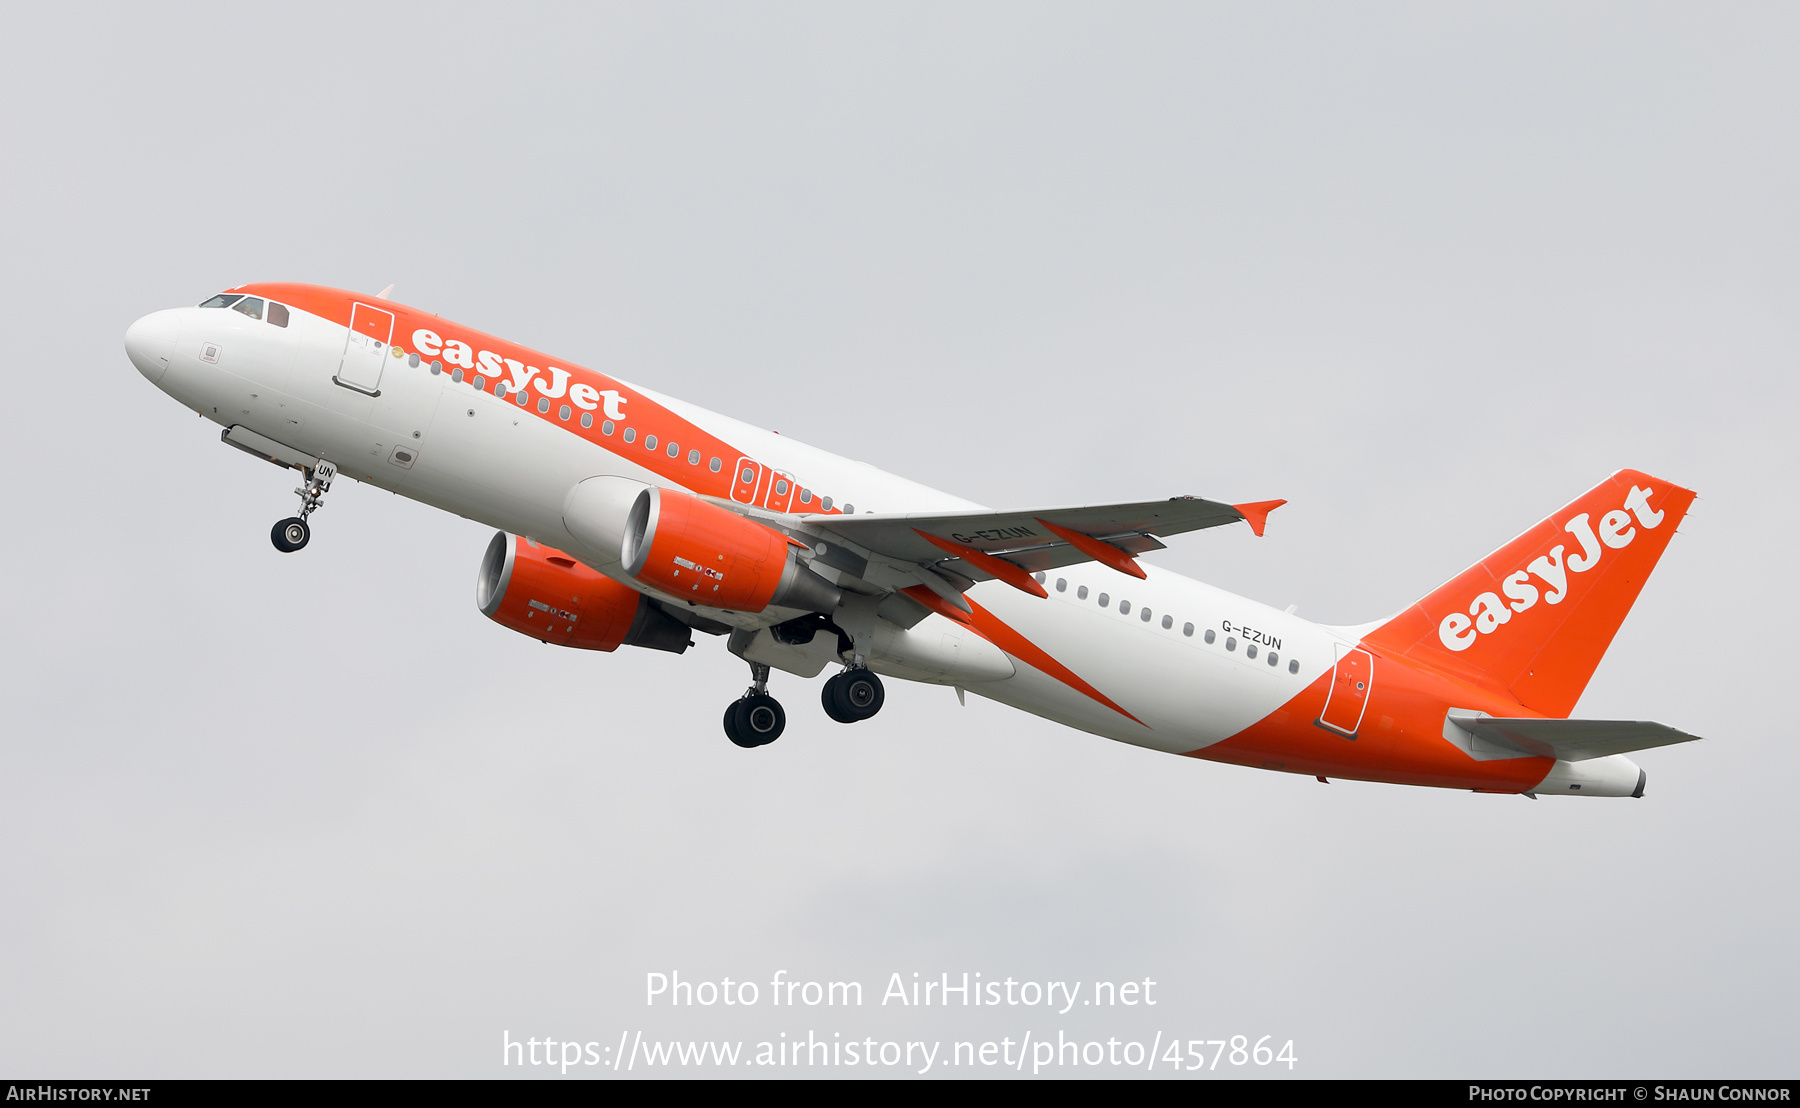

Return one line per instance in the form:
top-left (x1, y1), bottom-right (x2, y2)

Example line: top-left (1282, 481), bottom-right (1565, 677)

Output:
top-left (709, 457), bottom-right (721, 472)
top-left (473, 376), bottom-right (486, 390)
top-left (581, 413), bottom-right (593, 428)
top-left (1077, 586), bottom-right (1088, 600)
top-left (538, 398), bottom-right (551, 414)
top-left (1183, 623), bottom-right (1194, 637)
top-left (266, 302), bottom-right (290, 327)
top-left (1033, 572), bottom-right (1046, 584)
top-left (559, 405), bottom-right (572, 421)
top-left (822, 497), bottom-right (833, 511)
top-left (1288, 659), bottom-right (1299, 674)
top-left (799, 489), bottom-right (812, 502)
top-left (1246, 644), bottom-right (1257, 659)
top-left (1226, 636), bottom-right (1237, 651)
top-left (646, 435), bottom-right (657, 450)
top-left (199, 294), bottom-right (242, 308)
top-left (1098, 592), bottom-right (1109, 607)
top-left (668, 442), bottom-right (679, 458)
top-left (1056, 578), bottom-right (1066, 592)
top-left (602, 421), bottom-right (615, 435)
top-left (1141, 608), bottom-right (1152, 622)
top-left (231, 297), bottom-right (264, 321)
top-left (1204, 629), bottom-right (1216, 644)
top-left (493, 382), bottom-right (505, 396)
top-left (409, 353), bottom-right (421, 368)
top-left (1161, 615), bottom-right (1172, 629)
top-left (690, 450), bottom-right (701, 465)
top-left (623, 428), bottom-right (636, 443)
top-left (1119, 600), bottom-right (1131, 615)
top-left (1267, 652), bottom-right (1278, 667)
top-left (844, 504), bottom-right (854, 514)
top-left (775, 479), bottom-right (789, 495)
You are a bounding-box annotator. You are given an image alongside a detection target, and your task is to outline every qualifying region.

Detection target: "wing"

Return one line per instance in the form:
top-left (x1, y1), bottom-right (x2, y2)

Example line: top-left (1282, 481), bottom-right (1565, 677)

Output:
top-left (728, 495), bottom-right (1283, 618)
top-left (801, 496), bottom-right (1275, 570)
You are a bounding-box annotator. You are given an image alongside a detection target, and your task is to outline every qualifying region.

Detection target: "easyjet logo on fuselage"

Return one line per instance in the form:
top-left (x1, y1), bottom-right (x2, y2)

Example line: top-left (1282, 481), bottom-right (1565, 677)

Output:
top-left (1437, 485), bottom-right (1665, 652)
top-left (410, 327), bottom-right (627, 419)
top-left (231, 282), bottom-right (854, 521)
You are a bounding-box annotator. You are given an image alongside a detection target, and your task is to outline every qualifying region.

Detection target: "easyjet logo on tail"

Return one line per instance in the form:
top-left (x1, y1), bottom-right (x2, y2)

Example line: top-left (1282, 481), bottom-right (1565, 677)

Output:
top-left (1438, 485), bottom-right (1665, 652)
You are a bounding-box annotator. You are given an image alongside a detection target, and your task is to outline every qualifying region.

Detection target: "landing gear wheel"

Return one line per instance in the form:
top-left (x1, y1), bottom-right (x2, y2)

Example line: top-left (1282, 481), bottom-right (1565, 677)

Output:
top-left (822, 673), bottom-right (856, 723)
top-left (724, 701), bottom-right (757, 748)
top-left (739, 694), bottom-right (785, 745)
top-left (725, 695), bottom-right (785, 748)
top-left (823, 668), bottom-right (885, 723)
top-left (271, 516), bottom-right (310, 553)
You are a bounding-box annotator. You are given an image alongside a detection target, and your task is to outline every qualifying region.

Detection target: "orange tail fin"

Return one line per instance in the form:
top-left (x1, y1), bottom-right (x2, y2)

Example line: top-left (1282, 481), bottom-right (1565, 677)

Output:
top-left (1362, 470), bottom-right (1695, 717)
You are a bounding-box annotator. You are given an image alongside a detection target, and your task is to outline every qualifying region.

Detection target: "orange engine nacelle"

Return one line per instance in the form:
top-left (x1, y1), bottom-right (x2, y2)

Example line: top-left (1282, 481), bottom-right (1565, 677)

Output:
top-left (476, 533), bottom-right (692, 653)
top-left (620, 486), bottom-right (841, 614)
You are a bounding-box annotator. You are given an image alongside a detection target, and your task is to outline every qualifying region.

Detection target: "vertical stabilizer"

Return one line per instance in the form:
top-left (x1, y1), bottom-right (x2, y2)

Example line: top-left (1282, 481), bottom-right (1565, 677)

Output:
top-left (1361, 470), bottom-right (1694, 718)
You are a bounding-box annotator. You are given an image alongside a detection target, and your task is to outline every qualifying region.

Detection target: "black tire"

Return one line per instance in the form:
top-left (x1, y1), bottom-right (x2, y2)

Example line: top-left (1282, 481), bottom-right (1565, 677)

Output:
top-left (739, 694), bottom-right (786, 746)
top-left (821, 673), bottom-right (857, 724)
top-left (839, 669), bottom-right (885, 721)
top-left (724, 700), bottom-right (759, 749)
top-left (271, 516), bottom-right (310, 553)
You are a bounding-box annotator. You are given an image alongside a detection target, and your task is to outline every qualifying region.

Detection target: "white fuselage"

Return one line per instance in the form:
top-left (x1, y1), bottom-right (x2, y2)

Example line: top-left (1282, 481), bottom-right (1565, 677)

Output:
top-left (127, 296), bottom-right (1348, 757)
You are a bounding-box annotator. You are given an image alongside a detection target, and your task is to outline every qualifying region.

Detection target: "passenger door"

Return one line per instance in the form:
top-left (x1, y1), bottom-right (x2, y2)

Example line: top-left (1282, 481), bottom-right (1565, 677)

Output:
top-left (334, 302), bottom-right (395, 396)
top-left (1317, 645), bottom-right (1374, 736)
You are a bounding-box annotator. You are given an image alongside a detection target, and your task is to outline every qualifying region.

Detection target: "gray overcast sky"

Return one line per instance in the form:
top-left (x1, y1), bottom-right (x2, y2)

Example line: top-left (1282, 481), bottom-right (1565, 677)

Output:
top-left (1, 2), bottom-right (1795, 1078)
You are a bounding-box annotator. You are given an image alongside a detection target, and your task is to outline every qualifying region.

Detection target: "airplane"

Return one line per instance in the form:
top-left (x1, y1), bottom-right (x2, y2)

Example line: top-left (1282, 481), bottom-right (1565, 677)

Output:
top-left (124, 283), bottom-right (1702, 798)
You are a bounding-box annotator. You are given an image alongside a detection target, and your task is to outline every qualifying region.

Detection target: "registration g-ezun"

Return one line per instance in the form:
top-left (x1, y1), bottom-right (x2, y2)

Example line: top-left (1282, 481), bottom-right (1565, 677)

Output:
top-left (125, 284), bottom-right (1702, 796)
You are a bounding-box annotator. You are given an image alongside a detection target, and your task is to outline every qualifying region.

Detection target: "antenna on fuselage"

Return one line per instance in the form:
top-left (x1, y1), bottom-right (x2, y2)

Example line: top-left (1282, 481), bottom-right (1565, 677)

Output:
top-left (375, 284), bottom-right (395, 300)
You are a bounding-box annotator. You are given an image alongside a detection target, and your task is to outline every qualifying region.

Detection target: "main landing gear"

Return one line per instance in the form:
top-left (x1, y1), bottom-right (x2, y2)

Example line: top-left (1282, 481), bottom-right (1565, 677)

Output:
top-left (271, 460), bottom-right (336, 553)
top-left (724, 662), bottom-right (787, 748)
top-left (822, 667), bottom-right (885, 724)
top-left (719, 657), bottom-right (885, 749)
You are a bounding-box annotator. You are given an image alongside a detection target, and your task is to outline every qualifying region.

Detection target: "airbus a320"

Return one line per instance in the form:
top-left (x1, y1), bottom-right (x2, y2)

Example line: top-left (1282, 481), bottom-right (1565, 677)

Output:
top-left (124, 284), bottom-right (1701, 797)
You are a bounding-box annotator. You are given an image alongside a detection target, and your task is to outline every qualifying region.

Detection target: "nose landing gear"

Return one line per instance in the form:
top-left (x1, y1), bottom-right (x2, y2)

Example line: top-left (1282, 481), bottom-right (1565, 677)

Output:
top-left (270, 460), bottom-right (336, 553)
top-left (822, 667), bottom-right (885, 724)
top-left (724, 662), bottom-right (787, 748)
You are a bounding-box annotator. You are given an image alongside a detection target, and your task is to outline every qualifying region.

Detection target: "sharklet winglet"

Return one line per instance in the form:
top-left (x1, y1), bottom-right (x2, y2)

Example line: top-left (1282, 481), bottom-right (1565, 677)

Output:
top-left (1233, 499), bottom-right (1286, 538)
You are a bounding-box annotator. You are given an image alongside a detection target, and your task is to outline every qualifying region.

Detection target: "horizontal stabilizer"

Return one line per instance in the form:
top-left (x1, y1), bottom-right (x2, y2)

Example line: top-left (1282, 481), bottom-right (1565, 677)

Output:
top-left (1445, 710), bottom-right (1702, 762)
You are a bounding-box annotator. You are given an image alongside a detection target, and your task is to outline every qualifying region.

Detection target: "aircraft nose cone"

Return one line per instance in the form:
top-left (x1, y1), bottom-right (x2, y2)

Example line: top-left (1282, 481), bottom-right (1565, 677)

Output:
top-left (125, 309), bottom-right (180, 384)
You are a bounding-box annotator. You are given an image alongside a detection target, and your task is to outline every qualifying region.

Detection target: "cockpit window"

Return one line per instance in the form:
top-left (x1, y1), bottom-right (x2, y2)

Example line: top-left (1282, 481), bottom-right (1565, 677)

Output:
top-left (266, 302), bottom-right (289, 327)
top-left (231, 297), bottom-right (264, 321)
top-left (199, 294), bottom-right (243, 308)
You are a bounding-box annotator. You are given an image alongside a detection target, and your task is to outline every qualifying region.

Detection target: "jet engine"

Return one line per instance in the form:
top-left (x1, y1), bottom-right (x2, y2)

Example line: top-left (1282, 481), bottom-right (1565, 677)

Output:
top-left (476, 532), bottom-right (693, 653)
top-left (563, 478), bottom-right (841, 615)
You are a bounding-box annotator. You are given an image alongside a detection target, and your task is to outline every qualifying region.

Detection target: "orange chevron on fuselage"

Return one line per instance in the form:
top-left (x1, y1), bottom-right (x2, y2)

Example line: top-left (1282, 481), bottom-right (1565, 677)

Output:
top-left (1190, 649), bottom-right (1556, 792)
